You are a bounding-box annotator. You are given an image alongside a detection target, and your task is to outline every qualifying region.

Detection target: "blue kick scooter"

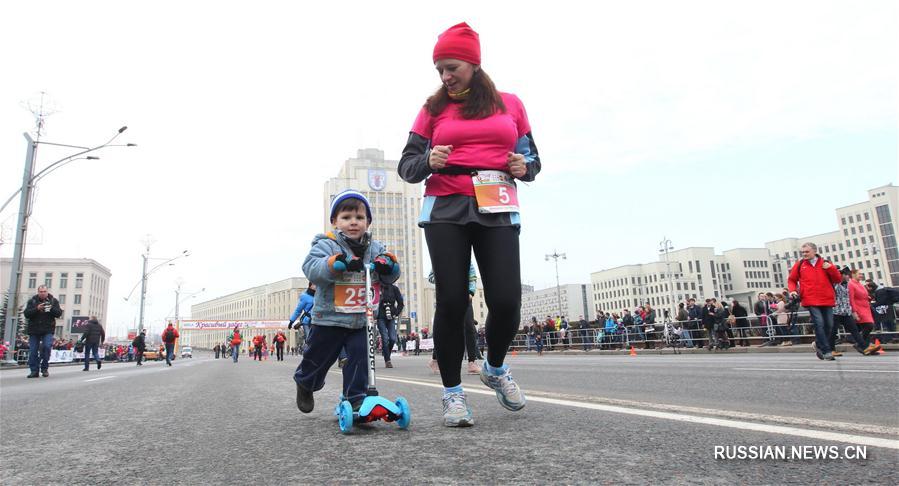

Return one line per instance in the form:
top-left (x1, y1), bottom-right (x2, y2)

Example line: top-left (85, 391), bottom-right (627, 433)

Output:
top-left (334, 263), bottom-right (411, 433)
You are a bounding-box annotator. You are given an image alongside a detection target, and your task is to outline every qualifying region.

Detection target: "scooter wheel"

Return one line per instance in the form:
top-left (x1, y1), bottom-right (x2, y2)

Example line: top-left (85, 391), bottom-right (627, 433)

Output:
top-left (395, 396), bottom-right (411, 429)
top-left (337, 401), bottom-right (353, 434)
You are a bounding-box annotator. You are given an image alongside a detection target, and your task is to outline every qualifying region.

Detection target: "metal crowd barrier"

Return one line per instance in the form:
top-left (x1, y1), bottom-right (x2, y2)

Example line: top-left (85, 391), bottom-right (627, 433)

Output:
top-left (512, 311), bottom-right (896, 352)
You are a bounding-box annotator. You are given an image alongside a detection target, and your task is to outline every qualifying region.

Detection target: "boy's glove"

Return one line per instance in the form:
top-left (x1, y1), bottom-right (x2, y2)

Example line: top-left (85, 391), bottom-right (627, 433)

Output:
top-left (328, 253), bottom-right (364, 273)
top-left (374, 252), bottom-right (398, 275)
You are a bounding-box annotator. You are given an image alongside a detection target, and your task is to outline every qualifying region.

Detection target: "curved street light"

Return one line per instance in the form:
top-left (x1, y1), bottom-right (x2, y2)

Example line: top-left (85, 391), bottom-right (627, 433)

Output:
top-left (3, 126), bottom-right (137, 361)
top-left (123, 249), bottom-right (190, 333)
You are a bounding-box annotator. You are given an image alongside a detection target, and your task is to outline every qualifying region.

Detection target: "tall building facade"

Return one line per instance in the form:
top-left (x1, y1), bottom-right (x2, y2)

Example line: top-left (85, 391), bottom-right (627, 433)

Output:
top-left (521, 284), bottom-right (595, 326)
top-left (323, 149), bottom-right (429, 331)
top-left (591, 247), bottom-right (774, 317)
top-left (767, 184), bottom-right (899, 288)
top-left (1, 258), bottom-right (111, 337)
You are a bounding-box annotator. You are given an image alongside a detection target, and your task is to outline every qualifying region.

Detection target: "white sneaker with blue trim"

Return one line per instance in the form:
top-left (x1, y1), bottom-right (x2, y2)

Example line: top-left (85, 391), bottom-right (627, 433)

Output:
top-left (442, 391), bottom-right (474, 427)
top-left (479, 363), bottom-right (526, 411)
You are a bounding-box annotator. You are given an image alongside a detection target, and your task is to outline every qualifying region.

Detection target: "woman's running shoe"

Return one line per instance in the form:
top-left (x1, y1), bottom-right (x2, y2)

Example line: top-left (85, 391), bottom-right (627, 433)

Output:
top-left (467, 361), bottom-right (479, 374)
top-left (479, 363), bottom-right (526, 411)
top-left (442, 391), bottom-right (473, 427)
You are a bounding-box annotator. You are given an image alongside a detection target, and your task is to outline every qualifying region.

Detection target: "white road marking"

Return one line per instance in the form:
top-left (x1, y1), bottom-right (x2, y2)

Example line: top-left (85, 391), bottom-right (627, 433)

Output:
top-left (375, 375), bottom-right (899, 450)
top-left (734, 368), bottom-right (899, 373)
top-left (84, 375), bottom-right (115, 382)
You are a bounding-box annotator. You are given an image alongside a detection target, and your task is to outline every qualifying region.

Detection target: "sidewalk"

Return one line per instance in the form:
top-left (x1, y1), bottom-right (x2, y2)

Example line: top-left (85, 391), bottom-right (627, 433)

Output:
top-left (517, 342), bottom-right (898, 356)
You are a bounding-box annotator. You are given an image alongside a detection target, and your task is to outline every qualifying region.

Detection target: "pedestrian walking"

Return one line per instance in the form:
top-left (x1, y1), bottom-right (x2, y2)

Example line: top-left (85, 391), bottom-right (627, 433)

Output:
top-left (23, 285), bottom-right (62, 378)
top-left (398, 22), bottom-right (542, 427)
top-left (294, 190), bottom-right (401, 414)
top-left (273, 331), bottom-right (287, 361)
top-left (162, 322), bottom-right (180, 366)
top-left (79, 317), bottom-right (106, 371)
top-left (133, 330), bottom-right (147, 366)
top-left (229, 327), bottom-right (242, 363)
top-left (377, 278), bottom-right (404, 368)
top-left (848, 269), bottom-right (881, 355)
top-left (788, 242), bottom-right (842, 360)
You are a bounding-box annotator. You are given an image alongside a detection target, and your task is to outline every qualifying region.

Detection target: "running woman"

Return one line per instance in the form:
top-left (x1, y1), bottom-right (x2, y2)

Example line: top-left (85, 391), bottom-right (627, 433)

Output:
top-left (398, 22), bottom-right (541, 427)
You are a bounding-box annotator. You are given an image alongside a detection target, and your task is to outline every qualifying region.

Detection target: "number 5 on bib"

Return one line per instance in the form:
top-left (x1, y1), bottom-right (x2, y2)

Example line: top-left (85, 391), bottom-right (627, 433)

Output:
top-left (472, 170), bottom-right (520, 213)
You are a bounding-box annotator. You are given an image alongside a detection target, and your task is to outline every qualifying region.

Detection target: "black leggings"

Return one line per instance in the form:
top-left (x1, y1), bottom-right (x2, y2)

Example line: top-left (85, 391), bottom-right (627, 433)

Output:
top-left (432, 302), bottom-right (480, 362)
top-left (425, 224), bottom-right (521, 388)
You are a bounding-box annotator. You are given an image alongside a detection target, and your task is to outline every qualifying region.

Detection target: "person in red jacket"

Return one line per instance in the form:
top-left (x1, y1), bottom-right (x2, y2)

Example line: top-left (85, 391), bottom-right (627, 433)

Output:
top-left (251, 335), bottom-right (261, 361)
top-left (849, 269), bottom-right (882, 355)
top-left (162, 322), bottom-right (180, 366)
top-left (273, 331), bottom-right (287, 361)
top-left (788, 242), bottom-right (842, 360)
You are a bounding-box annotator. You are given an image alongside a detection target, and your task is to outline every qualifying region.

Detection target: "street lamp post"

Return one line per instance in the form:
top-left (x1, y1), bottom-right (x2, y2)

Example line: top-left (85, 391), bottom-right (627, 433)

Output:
top-left (124, 244), bottom-right (190, 333)
top-left (659, 237), bottom-right (677, 319)
top-left (2, 127), bottom-right (134, 362)
top-left (545, 250), bottom-right (566, 320)
top-left (174, 281), bottom-right (204, 322)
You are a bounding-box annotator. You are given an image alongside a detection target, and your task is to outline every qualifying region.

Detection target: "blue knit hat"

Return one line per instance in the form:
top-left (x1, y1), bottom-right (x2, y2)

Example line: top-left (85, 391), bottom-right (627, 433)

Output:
top-left (329, 189), bottom-right (372, 223)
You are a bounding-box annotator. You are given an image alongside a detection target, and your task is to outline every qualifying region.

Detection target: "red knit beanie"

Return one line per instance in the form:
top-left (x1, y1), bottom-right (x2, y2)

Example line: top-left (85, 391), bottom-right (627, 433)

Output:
top-left (432, 22), bottom-right (481, 65)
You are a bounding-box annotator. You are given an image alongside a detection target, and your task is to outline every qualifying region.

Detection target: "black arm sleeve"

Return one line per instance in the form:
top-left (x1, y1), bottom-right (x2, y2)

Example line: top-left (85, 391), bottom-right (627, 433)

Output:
top-left (397, 132), bottom-right (433, 184)
top-left (519, 132), bottom-right (542, 183)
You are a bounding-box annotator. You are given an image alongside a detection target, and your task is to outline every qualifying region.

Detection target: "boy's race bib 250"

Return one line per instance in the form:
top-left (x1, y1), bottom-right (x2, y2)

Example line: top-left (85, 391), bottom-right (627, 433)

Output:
top-left (334, 272), bottom-right (380, 313)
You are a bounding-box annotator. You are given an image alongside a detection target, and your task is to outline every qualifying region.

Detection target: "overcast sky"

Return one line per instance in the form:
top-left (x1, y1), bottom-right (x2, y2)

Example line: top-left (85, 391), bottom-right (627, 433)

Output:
top-left (1, 1), bottom-right (896, 339)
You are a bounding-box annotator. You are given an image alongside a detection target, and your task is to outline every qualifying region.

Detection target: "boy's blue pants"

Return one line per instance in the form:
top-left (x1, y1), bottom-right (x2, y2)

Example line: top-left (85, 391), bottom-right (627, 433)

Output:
top-left (294, 325), bottom-right (368, 405)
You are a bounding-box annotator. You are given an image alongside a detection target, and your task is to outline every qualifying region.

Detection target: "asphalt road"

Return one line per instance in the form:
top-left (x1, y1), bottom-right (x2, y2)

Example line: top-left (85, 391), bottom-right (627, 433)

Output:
top-left (1, 351), bottom-right (897, 485)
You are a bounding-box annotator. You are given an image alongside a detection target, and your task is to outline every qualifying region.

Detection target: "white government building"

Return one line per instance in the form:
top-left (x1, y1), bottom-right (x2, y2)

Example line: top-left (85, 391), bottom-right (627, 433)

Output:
top-left (520, 284), bottom-right (596, 326)
top-left (591, 184), bottom-right (898, 317)
top-left (1, 258), bottom-right (111, 338)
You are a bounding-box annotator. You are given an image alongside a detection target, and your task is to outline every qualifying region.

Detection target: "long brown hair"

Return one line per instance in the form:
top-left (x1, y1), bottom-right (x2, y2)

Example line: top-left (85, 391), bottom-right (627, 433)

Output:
top-left (425, 68), bottom-right (506, 119)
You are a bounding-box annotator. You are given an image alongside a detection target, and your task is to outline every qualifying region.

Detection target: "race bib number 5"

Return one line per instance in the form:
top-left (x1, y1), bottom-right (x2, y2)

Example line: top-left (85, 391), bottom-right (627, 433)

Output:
top-left (334, 272), bottom-right (380, 313)
top-left (472, 170), bottom-right (519, 214)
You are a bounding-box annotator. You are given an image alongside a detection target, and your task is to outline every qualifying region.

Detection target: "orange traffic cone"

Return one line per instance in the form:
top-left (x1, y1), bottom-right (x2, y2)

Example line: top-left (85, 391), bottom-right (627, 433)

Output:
top-left (629, 346), bottom-right (637, 357)
top-left (874, 338), bottom-right (886, 355)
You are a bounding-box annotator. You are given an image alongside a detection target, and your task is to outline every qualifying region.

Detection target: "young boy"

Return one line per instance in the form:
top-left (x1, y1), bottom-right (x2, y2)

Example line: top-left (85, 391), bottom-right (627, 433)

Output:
top-left (294, 189), bottom-right (400, 413)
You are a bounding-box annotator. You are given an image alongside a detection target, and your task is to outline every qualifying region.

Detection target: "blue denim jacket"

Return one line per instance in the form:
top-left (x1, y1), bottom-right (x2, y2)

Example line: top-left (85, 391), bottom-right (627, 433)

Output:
top-left (301, 231), bottom-right (400, 329)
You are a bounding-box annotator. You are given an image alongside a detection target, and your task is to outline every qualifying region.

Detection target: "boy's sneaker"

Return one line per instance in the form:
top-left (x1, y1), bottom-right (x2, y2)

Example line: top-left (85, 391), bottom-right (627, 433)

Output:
top-left (831, 350), bottom-right (843, 357)
top-left (467, 361), bottom-right (479, 374)
top-left (479, 363), bottom-right (526, 411)
top-left (442, 391), bottom-right (473, 427)
top-left (296, 383), bottom-right (314, 413)
top-left (814, 345), bottom-right (824, 360)
top-left (823, 352), bottom-right (835, 361)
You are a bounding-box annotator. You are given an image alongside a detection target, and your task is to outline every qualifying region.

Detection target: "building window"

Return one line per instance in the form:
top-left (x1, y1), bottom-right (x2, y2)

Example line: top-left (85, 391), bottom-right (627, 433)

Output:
top-left (60, 272), bottom-right (68, 288)
top-left (75, 273), bottom-right (84, 289)
top-left (74, 294), bottom-right (82, 304)
top-left (28, 272), bottom-right (37, 289)
top-left (44, 272), bottom-right (53, 288)
top-left (58, 295), bottom-right (66, 304)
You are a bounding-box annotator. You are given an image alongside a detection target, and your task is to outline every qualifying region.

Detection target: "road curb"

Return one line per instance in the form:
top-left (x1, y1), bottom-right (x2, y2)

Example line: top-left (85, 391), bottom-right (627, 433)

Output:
top-left (516, 343), bottom-right (898, 356)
